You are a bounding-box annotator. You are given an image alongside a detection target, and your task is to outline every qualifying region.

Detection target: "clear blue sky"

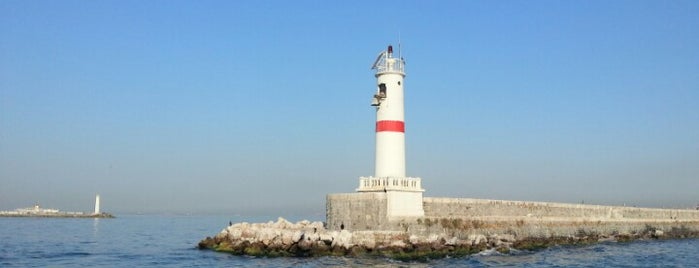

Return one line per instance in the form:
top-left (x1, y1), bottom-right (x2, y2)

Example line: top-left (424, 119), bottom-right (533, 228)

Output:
top-left (1, 1), bottom-right (697, 215)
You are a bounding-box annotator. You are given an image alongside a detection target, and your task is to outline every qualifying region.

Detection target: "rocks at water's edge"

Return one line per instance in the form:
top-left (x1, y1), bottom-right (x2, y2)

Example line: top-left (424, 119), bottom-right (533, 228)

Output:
top-left (197, 217), bottom-right (699, 261)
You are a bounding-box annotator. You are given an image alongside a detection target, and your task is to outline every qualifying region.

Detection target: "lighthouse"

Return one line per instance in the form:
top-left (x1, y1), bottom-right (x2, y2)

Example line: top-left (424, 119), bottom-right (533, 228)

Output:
top-left (357, 45), bottom-right (424, 217)
top-left (94, 194), bottom-right (100, 215)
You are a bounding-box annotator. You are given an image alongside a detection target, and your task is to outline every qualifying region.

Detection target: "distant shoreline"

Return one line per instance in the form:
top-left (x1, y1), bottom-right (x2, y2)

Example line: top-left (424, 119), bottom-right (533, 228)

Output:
top-left (0, 212), bottom-right (115, 218)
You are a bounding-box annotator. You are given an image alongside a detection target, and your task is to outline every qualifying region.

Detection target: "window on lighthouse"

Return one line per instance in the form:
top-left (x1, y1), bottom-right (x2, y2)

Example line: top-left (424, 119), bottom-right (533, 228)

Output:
top-left (378, 83), bottom-right (387, 98)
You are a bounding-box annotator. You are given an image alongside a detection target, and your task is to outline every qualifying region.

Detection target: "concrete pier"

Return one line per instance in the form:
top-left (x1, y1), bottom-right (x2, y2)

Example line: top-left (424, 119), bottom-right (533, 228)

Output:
top-left (326, 196), bottom-right (699, 231)
top-left (199, 197), bottom-right (699, 260)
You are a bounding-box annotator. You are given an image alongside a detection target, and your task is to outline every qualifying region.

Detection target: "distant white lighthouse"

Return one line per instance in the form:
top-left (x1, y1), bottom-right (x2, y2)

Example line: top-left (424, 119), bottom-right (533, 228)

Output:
top-left (94, 194), bottom-right (100, 215)
top-left (357, 45), bottom-right (424, 217)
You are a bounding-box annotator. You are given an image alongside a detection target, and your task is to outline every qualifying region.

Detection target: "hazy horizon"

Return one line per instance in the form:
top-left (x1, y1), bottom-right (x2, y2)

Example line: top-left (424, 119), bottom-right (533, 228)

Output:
top-left (2, 1), bottom-right (697, 216)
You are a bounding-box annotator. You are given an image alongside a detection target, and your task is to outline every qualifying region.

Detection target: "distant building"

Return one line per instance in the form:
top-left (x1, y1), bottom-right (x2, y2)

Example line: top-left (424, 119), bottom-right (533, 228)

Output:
top-left (14, 204), bottom-right (60, 214)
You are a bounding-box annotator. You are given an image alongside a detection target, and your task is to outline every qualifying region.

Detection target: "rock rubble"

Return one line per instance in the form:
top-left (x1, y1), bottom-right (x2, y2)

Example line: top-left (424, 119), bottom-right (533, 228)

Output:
top-left (199, 217), bottom-right (699, 260)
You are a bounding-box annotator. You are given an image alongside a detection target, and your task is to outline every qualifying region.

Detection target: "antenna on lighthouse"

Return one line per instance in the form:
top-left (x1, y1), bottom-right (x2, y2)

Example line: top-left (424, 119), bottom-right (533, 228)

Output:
top-left (398, 33), bottom-right (402, 60)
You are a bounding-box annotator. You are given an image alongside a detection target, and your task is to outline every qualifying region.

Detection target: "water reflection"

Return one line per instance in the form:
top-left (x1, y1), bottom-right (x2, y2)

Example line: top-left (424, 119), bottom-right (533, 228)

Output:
top-left (92, 218), bottom-right (100, 238)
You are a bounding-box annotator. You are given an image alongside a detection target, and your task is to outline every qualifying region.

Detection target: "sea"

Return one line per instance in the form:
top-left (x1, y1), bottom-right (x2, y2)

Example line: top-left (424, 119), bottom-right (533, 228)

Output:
top-left (1, 214), bottom-right (697, 267)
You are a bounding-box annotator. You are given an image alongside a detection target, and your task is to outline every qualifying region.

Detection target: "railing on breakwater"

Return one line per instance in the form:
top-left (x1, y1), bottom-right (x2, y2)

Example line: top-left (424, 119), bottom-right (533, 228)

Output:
top-left (356, 176), bottom-right (424, 192)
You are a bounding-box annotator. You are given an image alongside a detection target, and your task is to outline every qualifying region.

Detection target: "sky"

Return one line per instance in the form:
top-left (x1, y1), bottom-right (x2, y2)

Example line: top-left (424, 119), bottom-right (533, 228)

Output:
top-left (1, 1), bottom-right (698, 215)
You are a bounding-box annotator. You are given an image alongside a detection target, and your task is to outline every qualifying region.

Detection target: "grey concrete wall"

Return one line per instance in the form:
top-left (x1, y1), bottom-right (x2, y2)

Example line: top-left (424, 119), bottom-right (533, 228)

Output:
top-left (326, 193), bottom-right (389, 231)
top-left (400, 217), bottom-right (699, 240)
top-left (327, 195), bottom-right (699, 233)
top-left (423, 197), bottom-right (699, 220)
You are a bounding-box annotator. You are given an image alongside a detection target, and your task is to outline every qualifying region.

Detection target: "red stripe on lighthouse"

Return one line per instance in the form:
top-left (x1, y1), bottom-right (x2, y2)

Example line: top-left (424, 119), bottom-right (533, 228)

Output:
top-left (376, 120), bottom-right (405, 132)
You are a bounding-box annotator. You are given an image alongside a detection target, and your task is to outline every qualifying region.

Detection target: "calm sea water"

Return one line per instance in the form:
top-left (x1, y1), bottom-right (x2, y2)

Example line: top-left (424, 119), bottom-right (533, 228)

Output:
top-left (1, 215), bottom-right (697, 267)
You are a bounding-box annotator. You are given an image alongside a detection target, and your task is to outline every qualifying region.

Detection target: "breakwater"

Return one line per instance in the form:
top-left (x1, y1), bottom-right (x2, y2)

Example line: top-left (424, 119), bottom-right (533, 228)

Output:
top-left (199, 197), bottom-right (699, 260)
top-left (0, 211), bottom-right (114, 218)
top-left (326, 195), bottom-right (699, 231)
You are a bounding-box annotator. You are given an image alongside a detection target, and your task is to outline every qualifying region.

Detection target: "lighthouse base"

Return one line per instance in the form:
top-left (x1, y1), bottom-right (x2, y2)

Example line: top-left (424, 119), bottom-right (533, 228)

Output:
top-left (325, 177), bottom-right (425, 230)
top-left (355, 176), bottom-right (425, 218)
top-left (387, 191), bottom-right (425, 217)
top-left (326, 192), bottom-right (424, 231)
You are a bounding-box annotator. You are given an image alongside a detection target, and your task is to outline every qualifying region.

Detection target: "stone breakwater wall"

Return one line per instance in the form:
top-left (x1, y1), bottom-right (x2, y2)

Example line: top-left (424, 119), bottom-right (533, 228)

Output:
top-left (199, 196), bottom-right (699, 259)
top-left (326, 195), bottom-right (699, 231)
top-left (326, 193), bottom-right (389, 231)
top-left (199, 216), bottom-right (699, 260)
top-left (423, 198), bottom-right (699, 221)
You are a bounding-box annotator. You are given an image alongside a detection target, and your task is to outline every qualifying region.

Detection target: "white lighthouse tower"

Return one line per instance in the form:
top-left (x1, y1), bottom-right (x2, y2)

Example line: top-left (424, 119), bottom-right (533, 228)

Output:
top-left (357, 45), bottom-right (424, 217)
top-left (94, 194), bottom-right (100, 215)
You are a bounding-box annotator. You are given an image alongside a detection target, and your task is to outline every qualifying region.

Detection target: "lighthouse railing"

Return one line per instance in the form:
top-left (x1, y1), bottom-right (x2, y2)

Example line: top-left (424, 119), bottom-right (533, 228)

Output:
top-left (373, 57), bottom-right (405, 75)
top-left (356, 176), bottom-right (424, 192)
